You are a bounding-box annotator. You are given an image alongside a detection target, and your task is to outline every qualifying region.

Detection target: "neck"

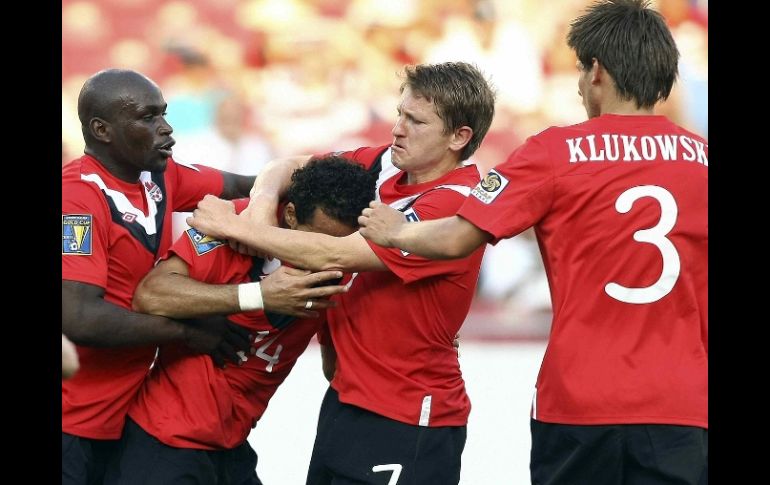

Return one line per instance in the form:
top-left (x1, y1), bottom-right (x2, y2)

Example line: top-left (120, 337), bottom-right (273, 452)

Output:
top-left (84, 147), bottom-right (141, 183)
top-left (406, 157), bottom-right (463, 185)
top-left (600, 98), bottom-right (655, 116)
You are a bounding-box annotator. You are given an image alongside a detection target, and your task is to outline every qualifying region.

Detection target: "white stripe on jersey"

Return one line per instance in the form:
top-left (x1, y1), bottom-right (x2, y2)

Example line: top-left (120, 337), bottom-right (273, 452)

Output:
top-left (81, 172), bottom-right (159, 235)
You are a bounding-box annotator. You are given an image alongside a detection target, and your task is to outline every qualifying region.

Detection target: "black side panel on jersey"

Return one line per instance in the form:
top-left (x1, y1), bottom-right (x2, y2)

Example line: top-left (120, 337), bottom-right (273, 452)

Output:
top-left (248, 256), bottom-right (297, 331)
top-left (104, 171), bottom-right (168, 256)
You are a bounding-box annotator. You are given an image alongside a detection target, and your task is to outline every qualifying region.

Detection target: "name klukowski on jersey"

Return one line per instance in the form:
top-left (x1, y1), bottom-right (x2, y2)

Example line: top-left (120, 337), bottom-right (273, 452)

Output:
top-left (565, 134), bottom-right (708, 165)
top-left (471, 133), bottom-right (708, 206)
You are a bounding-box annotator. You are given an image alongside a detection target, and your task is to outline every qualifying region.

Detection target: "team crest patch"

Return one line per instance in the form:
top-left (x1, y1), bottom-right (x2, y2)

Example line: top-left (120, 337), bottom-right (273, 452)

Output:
top-left (144, 181), bottom-right (163, 202)
top-left (185, 227), bottom-right (225, 255)
top-left (62, 214), bottom-right (93, 255)
top-left (470, 169), bottom-right (509, 204)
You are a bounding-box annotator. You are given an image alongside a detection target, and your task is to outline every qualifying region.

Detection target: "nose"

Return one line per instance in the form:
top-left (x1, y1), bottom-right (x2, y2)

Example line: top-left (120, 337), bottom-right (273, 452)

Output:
top-left (158, 116), bottom-right (173, 135)
top-left (391, 116), bottom-right (405, 137)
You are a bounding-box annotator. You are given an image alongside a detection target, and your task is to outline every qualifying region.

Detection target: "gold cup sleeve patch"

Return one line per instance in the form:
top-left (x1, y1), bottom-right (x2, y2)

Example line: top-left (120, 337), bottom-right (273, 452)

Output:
top-left (62, 214), bottom-right (93, 255)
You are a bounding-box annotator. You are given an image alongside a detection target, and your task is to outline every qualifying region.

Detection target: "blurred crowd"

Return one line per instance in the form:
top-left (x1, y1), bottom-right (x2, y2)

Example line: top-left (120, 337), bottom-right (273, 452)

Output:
top-left (62, 0), bottom-right (707, 338)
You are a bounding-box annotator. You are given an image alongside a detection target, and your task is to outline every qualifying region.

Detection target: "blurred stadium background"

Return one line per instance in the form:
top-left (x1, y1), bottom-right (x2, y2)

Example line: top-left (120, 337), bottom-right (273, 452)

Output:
top-left (62, 0), bottom-right (707, 482)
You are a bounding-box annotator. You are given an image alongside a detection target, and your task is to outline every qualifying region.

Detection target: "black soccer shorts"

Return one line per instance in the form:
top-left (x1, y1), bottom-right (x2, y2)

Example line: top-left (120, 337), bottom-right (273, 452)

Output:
top-left (103, 417), bottom-right (262, 485)
top-left (530, 418), bottom-right (708, 485)
top-left (306, 386), bottom-right (467, 485)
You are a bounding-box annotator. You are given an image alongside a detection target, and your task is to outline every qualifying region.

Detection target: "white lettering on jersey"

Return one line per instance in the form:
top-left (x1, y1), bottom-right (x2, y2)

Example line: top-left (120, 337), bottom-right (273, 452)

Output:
top-left (564, 135), bottom-right (707, 166)
top-left (605, 185), bottom-right (681, 304)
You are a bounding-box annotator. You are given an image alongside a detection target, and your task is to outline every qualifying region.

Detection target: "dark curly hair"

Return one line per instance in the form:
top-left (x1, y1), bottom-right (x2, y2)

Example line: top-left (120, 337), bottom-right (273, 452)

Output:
top-left (286, 155), bottom-right (376, 228)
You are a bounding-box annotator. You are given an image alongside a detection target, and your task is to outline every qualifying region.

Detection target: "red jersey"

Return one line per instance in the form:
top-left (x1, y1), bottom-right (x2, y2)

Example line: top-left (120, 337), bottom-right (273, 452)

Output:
top-left (329, 146), bottom-right (484, 427)
top-left (129, 199), bottom-right (326, 450)
top-left (62, 155), bottom-right (224, 439)
top-left (458, 115), bottom-right (708, 428)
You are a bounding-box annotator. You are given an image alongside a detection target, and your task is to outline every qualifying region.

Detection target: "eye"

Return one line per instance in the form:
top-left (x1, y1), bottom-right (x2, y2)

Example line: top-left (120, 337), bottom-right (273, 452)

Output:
top-left (143, 114), bottom-right (154, 121)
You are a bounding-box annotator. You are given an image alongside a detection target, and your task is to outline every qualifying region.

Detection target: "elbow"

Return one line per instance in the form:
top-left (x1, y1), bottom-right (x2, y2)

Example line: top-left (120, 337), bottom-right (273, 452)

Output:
top-left (445, 240), bottom-right (476, 259)
top-left (132, 281), bottom-right (171, 317)
top-left (433, 235), bottom-right (476, 259)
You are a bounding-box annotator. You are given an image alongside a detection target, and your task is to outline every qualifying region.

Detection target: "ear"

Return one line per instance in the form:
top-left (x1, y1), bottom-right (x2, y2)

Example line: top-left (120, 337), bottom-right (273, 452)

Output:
top-left (590, 58), bottom-right (603, 86)
top-left (89, 118), bottom-right (112, 143)
top-left (283, 202), bottom-right (298, 229)
top-left (449, 126), bottom-right (473, 154)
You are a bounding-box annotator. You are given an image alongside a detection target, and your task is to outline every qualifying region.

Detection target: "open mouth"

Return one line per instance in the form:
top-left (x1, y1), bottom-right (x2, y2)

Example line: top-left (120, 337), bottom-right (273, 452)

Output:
top-left (157, 140), bottom-right (176, 158)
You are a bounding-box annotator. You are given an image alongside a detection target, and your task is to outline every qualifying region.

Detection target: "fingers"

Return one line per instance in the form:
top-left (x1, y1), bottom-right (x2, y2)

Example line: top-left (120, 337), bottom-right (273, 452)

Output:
top-left (217, 340), bottom-right (244, 366)
top-left (280, 267), bottom-right (313, 277)
top-left (307, 270), bottom-right (344, 286)
top-left (304, 285), bottom-right (347, 299)
top-left (209, 351), bottom-right (226, 369)
top-left (224, 324), bottom-right (252, 354)
top-left (304, 299), bottom-right (337, 310)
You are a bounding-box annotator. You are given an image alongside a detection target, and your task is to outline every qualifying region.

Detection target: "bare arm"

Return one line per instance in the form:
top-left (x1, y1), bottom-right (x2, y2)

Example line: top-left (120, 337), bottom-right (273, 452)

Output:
top-left (187, 195), bottom-right (386, 272)
top-left (63, 280), bottom-right (252, 366)
top-left (62, 334), bottom-right (80, 379)
top-left (134, 255), bottom-right (351, 319)
top-left (63, 280), bottom-right (187, 347)
top-left (219, 172), bottom-right (257, 200)
top-left (243, 155), bottom-right (312, 225)
top-left (358, 202), bottom-right (491, 259)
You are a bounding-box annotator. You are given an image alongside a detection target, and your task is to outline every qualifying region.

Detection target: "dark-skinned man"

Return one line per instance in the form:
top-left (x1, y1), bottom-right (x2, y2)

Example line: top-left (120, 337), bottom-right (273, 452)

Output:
top-left (62, 69), bottom-right (347, 485)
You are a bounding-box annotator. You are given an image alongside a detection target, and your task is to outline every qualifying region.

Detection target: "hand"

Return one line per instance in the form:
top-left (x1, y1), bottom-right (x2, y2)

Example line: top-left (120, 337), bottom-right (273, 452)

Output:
top-left (357, 201), bottom-right (406, 248)
top-left (62, 334), bottom-right (80, 379)
top-left (181, 316), bottom-right (254, 368)
top-left (228, 201), bottom-right (278, 258)
top-left (187, 195), bottom-right (236, 240)
top-left (261, 266), bottom-right (348, 318)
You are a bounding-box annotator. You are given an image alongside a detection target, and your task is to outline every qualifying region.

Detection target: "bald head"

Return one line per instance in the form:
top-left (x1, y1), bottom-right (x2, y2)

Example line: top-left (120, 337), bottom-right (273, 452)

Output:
top-left (77, 69), bottom-right (161, 129)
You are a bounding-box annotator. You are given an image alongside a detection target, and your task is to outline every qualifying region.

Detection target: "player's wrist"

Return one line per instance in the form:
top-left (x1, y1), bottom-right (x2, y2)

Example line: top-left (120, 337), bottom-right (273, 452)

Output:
top-left (237, 281), bottom-right (263, 311)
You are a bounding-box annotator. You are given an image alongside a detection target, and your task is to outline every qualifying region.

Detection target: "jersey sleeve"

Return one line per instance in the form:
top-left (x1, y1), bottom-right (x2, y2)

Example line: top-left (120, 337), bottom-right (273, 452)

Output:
top-left (458, 135), bottom-right (554, 243)
top-left (368, 188), bottom-right (473, 284)
top-left (167, 159), bottom-right (225, 212)
top-left (62, 182), bottom-right (111, 289)
top-left (164, 228), bottom-right (237, 284)
top-left (315, 145), bottom-right (389, 172)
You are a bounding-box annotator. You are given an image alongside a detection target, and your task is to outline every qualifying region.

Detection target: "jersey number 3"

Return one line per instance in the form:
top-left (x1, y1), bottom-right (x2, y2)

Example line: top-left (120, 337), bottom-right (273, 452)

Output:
top-left (604, 185), bottom-right (681, 304)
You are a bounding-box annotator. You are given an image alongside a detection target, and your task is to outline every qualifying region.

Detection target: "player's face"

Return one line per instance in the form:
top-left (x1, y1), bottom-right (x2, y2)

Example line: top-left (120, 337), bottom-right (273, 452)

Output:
top-left (109, 82), bottom-right (175, 173)
top-left (577, 60), bottom-right (600, 119)
top-left (390, 86), bottom-right (455, 175)
top-left (295, 208), bottom-right (357, 238)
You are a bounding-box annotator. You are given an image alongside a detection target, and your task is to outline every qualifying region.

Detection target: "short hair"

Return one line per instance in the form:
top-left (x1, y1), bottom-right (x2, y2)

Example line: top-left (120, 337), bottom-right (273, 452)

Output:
top-left (401, 62), bottom-right (496, 161)
top-left (77, 69), bottom-right (159, 142)
top-left (286, 156), bottom-right (376, 228)
top-left (567, 0), bottom-right (679, 109)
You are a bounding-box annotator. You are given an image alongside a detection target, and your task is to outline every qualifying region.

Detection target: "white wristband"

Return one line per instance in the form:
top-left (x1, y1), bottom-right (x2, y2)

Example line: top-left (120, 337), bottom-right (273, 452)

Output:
top-left (237, 282), bottom-right (264, 311)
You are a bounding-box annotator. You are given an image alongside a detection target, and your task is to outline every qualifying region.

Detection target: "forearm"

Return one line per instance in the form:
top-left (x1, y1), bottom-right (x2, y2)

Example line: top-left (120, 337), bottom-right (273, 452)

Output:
top-left (247, 156), bottom-right (311, 212)
top-left (134, 272), bottom-right (240, 318)
top-left (392, 216), bottom-right (490, 259)
top-left (220, 173), bottom-right (257, 199)
top-left (228, 220), bottom-right (347, 271)
top-left (63, 296), bottom-right (185, 347)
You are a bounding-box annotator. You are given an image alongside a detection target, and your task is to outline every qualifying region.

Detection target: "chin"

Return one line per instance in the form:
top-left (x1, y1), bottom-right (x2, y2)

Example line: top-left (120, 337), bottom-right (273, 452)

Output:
top-left (149, 158), bottom-right (169, 172)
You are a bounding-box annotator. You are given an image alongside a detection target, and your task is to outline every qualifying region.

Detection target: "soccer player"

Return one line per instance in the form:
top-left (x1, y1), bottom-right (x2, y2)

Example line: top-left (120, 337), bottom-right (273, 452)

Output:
top-left (102, 157), bottom-right (375, 484)
top-left (187, 62), bottom-right (496, 484)
top-left (61, 69), bottom-right (347, 485)
top-left (358, 2), bottom-right (708, 484)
